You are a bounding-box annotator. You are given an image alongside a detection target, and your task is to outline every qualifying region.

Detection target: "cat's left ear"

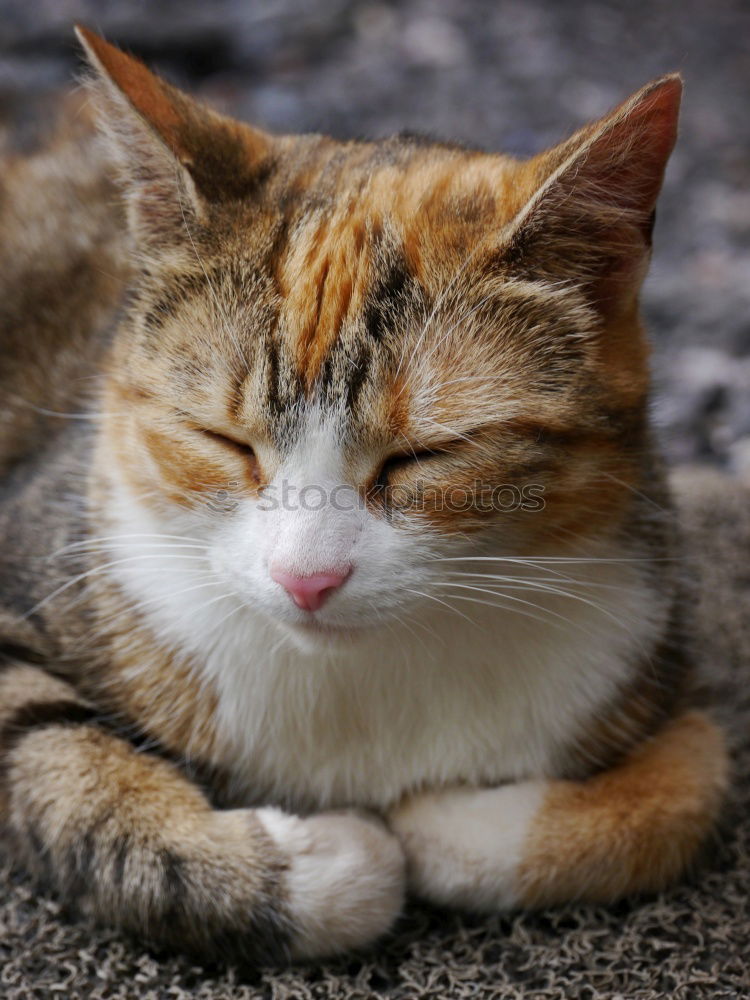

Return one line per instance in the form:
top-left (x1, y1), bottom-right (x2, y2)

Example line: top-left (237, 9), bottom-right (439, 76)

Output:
top-left (75, 26), bottom-right (273, 249)
top-left (502, 75), bottom-right (682, 322)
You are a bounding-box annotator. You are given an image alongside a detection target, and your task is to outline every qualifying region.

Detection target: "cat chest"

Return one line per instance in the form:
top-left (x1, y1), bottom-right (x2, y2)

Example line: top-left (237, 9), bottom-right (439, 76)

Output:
top-left (207, 641), bottom-right (627, 813)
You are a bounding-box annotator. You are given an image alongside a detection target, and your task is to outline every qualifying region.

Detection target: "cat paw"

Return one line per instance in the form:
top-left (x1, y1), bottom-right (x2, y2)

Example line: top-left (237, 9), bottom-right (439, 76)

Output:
top-left (258, 807), bottom-right (405, 959)
top-left (388, 783), bottom-right (546, 909)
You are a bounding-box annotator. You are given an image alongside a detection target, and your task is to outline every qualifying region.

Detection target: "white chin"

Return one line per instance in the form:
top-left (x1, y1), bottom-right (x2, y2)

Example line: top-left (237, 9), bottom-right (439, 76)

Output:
top-left (282, 618), bottom-right (373, 652)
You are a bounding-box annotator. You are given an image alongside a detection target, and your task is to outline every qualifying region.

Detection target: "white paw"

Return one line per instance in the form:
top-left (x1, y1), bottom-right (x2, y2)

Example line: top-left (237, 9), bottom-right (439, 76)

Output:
top-left (258, 808), bottom-right (405, 959)
top-left (388, 783), bottom-right (546, 910)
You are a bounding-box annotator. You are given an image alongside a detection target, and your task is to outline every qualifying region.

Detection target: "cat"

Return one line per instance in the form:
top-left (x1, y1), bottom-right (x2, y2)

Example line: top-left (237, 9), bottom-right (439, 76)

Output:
top-left (0, 25), bottom-right (728, 965)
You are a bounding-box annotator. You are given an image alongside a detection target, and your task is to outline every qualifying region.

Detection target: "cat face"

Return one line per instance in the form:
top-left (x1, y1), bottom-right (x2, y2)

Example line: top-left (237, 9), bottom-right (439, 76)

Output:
top-left (80, 29), bottom-right (680, 647)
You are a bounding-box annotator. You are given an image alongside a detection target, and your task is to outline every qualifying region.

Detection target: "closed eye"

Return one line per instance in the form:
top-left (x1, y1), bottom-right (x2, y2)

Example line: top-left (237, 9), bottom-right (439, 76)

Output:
top-left (199, 428), bottom-right (256, 460)
top-left (376, 447), bottom-right (448, 487)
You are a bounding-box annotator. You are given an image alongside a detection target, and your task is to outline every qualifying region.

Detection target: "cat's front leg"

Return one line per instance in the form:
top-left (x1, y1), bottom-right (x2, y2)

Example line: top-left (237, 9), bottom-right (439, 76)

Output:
top-left (0, 661), bottom-right (404, 962)
top-left (388, 711), bottom-right (727, 910)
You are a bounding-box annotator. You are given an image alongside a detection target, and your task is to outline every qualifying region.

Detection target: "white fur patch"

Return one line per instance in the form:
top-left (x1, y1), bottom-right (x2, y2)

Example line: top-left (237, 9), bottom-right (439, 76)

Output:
top-left (257, 807), bottom-right (404, 958)
top-left (389, 781), bottom-right (546, 909)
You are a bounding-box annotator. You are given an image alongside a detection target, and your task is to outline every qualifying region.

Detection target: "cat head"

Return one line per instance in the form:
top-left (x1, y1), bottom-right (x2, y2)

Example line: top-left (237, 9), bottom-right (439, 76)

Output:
top-left (77, 27), bottom-right (680, 648)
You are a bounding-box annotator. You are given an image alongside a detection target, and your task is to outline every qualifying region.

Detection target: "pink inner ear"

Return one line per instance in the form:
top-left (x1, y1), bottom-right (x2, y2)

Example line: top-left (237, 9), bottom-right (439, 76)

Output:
top-left (76, 25), bottom-right (188, 157)
top-left (590, 75), bottom-right (682, 217)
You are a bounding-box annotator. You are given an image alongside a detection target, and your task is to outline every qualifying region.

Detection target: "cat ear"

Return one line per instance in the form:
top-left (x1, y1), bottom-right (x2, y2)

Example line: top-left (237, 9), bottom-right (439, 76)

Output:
top-left (502, 75), bottom-right (682, 321)
top-left (75, 25), bottom-right (273, 249)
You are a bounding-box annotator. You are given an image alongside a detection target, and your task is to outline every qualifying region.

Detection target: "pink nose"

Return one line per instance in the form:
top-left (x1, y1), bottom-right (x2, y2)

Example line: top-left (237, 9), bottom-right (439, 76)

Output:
top-left (270, 566), bottom-right (351, 612)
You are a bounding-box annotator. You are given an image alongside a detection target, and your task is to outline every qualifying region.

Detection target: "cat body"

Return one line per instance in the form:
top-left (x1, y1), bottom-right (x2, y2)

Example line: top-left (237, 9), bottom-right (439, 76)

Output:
top-left (0, 28), bottom-right (728, 963)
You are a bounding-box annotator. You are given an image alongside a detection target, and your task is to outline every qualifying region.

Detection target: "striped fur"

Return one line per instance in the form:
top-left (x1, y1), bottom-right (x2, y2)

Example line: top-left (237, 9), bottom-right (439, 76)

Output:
top-left (0, 27), bottom-right (728, 963)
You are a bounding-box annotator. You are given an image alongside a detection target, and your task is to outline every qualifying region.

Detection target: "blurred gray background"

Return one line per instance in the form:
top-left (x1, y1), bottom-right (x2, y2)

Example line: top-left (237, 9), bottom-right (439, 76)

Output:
top-left (1, 0), bottom-right (748, 470)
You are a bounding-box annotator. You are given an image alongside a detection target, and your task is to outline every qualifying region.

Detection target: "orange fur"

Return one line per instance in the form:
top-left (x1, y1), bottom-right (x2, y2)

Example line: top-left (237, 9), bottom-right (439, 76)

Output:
top-left (518, 712), bottom-right (728, 905)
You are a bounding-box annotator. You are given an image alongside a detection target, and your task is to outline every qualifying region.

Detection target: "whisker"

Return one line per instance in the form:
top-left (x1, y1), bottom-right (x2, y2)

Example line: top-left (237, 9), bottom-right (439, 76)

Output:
top-left (440, 591), bottom-right (570, 630)
top-left (403, 588), bottom-right (478, 626)
top-left (430, 555), bottom-right (673, 565)
top-left (390, 609), bottom-right (443, 647)
top-left (7, 404), bottom-right (129, 421)
top-left (65, 542), bottom-right (212, 554)
top-left (204, 599), bottom-right (247, 636)
top-left (439, 590), bottom-right (605, 638)
top-left (58, 532), bottom-right (207, 551)
top-left (25, 553), bottom-right (212, 618)
top-left (596, 471), bottom-right (668, 513)
top-left (432, 580), bottom-right (636, 631)
top-left (94, 579), bottom-right (227, 631)
top-left (443, 571), bottom-right (642, 594)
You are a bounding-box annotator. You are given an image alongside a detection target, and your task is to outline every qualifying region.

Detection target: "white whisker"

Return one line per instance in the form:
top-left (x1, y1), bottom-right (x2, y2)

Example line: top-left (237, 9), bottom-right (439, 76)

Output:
top-left (403, 588), bottom-right (478, 626)
top-left (25, 553), bottom-right (212, 618)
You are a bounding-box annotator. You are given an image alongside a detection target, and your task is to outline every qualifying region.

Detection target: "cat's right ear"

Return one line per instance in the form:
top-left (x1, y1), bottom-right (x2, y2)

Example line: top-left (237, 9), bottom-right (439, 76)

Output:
top-left (75, 26), bottom-right (273, 252)
top-left (499, 75), bottom-right (682, 324)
